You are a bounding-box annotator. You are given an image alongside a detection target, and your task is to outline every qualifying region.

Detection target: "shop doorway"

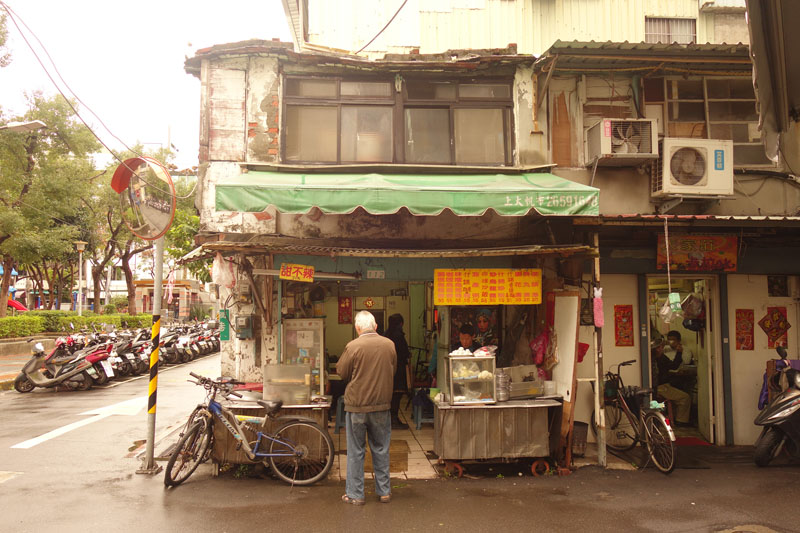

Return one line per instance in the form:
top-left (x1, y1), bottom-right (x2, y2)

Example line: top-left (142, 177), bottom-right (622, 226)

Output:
top-left (647, 276), bottom-right (719, 444)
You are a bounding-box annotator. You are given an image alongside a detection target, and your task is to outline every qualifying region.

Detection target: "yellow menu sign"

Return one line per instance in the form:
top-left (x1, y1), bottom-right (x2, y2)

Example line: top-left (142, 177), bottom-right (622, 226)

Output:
top-left (433, 268), bottom-right (542, 305)
top-left (279, 263), bottom-right (315, 283)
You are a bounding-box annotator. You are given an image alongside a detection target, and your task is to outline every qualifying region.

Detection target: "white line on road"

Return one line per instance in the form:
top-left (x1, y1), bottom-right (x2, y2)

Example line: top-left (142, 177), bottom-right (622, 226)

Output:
top-left (11, 396), bottom-right (147, 449)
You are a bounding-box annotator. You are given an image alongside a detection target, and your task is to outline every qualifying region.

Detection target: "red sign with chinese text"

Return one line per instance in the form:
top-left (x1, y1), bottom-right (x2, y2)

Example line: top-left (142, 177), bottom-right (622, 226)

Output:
top-left (656, 235), bottom-right (737, 272)
top-left (735, 309), bottom-right (754, 351)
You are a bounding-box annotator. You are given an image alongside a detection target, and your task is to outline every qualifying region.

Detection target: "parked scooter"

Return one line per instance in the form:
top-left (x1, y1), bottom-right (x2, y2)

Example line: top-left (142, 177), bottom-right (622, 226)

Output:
top-left (14, 341), bottom-right (96, 393)
top-left (754, 346), bottom-right (800, 466)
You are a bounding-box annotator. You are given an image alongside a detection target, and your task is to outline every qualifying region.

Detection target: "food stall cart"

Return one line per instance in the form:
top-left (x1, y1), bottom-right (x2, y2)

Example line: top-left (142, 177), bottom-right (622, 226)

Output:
top-left (433, 352), bottom-right (564, 476)
top-left (432, 281), bottom-right (581, 476)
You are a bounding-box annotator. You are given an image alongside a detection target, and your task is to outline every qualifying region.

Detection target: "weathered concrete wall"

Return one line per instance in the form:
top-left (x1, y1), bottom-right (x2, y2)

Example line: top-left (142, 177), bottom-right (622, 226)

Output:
top-left (246, 57), bottom-right (280, 164)
top-left (515, 65), bottom-right (549, 166)
top-left (197, 162), bottom-right (277, 234)
top-left (714, 13), bottom-right (749, 45)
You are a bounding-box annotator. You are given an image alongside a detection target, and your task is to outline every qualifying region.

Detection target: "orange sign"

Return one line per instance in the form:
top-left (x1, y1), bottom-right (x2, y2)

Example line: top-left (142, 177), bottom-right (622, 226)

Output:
top-left (657, 235), bottom-right (737, 272)
top-left (433, 269), bottom-right (542, 305)
top-left (279, 263), bottom-right (315, 283)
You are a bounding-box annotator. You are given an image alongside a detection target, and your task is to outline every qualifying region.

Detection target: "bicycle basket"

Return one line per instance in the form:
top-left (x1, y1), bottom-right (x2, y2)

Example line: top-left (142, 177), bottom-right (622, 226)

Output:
top-left (603, 375), bottom-right (620, 400)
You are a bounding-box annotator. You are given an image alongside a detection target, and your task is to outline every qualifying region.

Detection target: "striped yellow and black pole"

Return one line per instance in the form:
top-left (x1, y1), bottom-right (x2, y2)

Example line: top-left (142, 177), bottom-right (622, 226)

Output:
top-left (147, 315), bottom-right (161, 415)
top-left (138, 236), bottom-right (165, 475)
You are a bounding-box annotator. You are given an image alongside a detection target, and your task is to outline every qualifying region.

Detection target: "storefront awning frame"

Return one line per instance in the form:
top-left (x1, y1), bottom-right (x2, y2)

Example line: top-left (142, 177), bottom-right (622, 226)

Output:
top-left (215, 171), bottom-right (599, 217)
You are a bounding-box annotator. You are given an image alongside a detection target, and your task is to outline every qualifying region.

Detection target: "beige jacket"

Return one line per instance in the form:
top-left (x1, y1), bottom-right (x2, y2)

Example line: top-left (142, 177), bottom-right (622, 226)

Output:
top-left (336, 332), bottom-right (396, 413)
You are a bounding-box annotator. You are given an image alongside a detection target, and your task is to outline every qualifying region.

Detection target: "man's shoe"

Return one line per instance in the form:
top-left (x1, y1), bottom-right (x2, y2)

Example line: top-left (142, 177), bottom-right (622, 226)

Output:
top-left (342, 494), bottom-right (365, 506)
top-left (379, 494), bottom-right (392, 503)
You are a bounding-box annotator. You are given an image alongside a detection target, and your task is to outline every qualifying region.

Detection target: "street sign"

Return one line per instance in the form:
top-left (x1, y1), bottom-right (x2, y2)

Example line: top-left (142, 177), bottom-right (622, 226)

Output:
top-left (111, 157), bottom-right (176, 241)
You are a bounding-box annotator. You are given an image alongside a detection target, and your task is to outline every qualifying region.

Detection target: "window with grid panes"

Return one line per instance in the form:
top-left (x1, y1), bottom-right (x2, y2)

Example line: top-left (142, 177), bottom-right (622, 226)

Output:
top-left (645, 17), bottom-right (696, 44)
top-left (644, 76), bottom-right (771, 167)
top-left (283, 76), bottom-right (513, 166)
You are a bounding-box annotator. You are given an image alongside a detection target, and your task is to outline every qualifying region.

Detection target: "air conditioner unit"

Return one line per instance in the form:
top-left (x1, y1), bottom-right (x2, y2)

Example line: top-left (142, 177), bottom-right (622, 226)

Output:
top-left (586, 118), bottom-right (658, 166)
top-left (651, 138), bottom-right (734, 197)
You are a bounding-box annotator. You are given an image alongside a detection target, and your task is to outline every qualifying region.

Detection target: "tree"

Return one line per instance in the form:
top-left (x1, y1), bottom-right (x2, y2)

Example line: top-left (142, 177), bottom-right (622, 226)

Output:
top-left (1, 12), bottom-right (11, 68)
top-left (166, 174), bottom-right (210, 283)
top-left (0, 93), bottom-right (99, 316)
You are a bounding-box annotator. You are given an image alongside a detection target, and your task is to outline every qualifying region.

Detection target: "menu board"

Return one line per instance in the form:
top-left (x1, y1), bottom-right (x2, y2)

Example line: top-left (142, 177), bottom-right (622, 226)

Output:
top-left (433, 268), bottom-right (542, 305)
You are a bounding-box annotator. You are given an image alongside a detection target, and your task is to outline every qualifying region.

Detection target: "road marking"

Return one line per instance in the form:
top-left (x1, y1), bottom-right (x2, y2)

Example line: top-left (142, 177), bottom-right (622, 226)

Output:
top-left (11, 396), bottom-right (147, 449)
top-left (0, 471), bottom-right (22, 483)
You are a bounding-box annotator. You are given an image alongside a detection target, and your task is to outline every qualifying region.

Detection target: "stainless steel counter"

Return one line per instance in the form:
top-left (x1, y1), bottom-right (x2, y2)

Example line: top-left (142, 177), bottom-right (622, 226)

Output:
top-left (434, 397), bottom-right (562, 461)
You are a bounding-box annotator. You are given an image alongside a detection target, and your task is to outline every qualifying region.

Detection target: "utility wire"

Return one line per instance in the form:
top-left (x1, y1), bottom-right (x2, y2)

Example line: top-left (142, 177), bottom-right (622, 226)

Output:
top-left (355, 0), bottom-right (408, 54)
top-left (1, 1), bottom-right (142, 159)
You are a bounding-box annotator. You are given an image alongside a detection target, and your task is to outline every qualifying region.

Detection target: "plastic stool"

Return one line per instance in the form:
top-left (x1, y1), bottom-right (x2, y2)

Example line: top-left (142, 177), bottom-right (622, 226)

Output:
top-left (334, 396), bottom-right (346, 434)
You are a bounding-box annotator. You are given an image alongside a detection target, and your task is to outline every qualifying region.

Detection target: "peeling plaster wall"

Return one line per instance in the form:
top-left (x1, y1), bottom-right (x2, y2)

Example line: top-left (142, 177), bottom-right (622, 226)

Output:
top-left (246, 57), bottom-right (280, 163)
top-left (515, 66), bottom-right (549, 166)
top-left (197, 162), bottom-right (277, 234)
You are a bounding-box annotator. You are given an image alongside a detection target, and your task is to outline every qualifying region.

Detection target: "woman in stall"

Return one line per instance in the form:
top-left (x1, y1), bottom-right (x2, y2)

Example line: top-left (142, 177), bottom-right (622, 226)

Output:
top-left (384, 313), bottom-right (411, 429)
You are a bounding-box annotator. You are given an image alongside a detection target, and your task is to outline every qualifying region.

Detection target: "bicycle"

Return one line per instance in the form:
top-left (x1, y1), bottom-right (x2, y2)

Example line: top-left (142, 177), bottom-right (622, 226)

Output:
top-left (590, 360), bottom-right (677, 474)
top-left (164, 372), bottom-right (334, 487)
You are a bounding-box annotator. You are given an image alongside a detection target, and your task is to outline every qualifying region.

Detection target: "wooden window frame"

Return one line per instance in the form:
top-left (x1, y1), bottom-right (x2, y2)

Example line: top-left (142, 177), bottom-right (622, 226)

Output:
top-left (649, 76), bottom-right (772, 168)
top-left (281, 75), bottom-right (514, 167)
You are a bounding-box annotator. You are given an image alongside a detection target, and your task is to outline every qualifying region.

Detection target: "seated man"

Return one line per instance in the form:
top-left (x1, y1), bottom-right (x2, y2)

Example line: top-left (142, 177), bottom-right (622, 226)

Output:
top-left (651, 338), bottom-right (692, 427)
top-left (451, 323), bottom-right (482, 353)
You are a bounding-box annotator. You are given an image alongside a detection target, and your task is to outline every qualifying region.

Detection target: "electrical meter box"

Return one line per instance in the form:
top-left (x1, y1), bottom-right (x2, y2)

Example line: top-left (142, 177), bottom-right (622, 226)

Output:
top-left (235, 314), bottom-right (253, 339)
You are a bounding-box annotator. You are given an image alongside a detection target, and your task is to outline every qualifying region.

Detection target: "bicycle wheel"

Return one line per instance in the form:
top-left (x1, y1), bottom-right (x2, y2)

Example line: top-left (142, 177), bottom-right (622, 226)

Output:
top-left (591, 403), bottom-right (637, 452)
top-left (269, 421), bottom-right (334, 485)
top-left (644, 413), bottom-right (676, 474)
top-left (164, 418), bottom-right (212, 487)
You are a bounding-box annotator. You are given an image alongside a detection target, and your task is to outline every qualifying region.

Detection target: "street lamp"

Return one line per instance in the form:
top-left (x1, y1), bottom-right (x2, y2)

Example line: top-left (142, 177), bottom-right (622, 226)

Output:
top-left (0, 120), bottom-right (47, 132)
top-left (74, 241), bottom-right (87, 316)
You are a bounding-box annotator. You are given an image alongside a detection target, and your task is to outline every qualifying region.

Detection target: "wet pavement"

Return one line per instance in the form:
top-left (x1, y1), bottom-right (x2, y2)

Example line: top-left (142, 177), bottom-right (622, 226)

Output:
top-left (1, 353), bottom-right (799, 532)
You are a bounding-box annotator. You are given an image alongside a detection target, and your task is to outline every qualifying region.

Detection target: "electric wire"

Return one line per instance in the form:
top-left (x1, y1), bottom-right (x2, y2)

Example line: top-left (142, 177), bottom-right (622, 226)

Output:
top-left (0, 2), bottom-right (182, 195)
top-left (0, 1), bottom-right (142, 159)
top-left (0, 2), bottom-right (141, 176)
top-left (355, 0), bottom-right (408, 54)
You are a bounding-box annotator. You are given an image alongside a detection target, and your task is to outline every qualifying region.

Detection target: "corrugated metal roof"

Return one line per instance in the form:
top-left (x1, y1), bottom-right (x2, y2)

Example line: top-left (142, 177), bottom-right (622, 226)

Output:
top-left (573, 214), bottom-right (800, 227)
top-left (535, 40), bottom-right (751, 75)
top-left (181, 240), bottom-right (596, 263)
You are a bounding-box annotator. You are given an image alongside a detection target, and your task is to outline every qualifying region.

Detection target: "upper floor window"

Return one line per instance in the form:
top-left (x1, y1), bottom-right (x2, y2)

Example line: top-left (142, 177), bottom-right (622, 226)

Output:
top-left (645, 17), bottom-right (696, 44)
top-left (644, 76), bottom-right (771, 166)
top-left (283, 76), bottom-right (513, 166)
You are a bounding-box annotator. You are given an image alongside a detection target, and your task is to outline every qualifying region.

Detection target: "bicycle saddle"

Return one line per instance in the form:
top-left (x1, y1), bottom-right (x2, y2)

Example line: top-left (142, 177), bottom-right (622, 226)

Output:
top-left (257, 399), bottom-right (283, 415)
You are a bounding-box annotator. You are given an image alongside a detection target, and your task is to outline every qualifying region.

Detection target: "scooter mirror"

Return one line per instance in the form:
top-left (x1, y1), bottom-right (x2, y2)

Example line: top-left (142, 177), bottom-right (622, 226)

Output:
top-left (777, 346), bottom-right (788, 359)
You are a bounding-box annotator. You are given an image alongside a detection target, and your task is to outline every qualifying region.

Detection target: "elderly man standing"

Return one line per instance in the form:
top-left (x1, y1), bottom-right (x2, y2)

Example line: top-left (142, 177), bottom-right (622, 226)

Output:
top-left (336, 310), bottom-right (397, 505)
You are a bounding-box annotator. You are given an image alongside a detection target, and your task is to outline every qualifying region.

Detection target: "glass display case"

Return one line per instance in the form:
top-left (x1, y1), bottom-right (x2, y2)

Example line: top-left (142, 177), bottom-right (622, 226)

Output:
top-left (445, 355), bottom-right (496, 405)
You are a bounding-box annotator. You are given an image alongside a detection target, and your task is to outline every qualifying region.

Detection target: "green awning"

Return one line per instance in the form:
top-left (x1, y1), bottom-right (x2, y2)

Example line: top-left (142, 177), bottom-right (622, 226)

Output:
top-left (215, 172), bottom-right (599, 216)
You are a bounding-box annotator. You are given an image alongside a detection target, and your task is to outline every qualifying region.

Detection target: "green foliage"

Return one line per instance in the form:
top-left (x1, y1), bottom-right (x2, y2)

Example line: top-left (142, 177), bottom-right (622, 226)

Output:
top-left (54, 313), bottom-right (152, 332)
top-left (103, 304), bottom-right (117, 314)
top-left (189, 304), bottom-right (211, 321)
top-left (0, 316), bottom-right (46, 338)
top-left (25, 310), bottom-right (70, 332)
top-left (0, 312), bottom-right (152, 338)
top-left (0, 13), bottom-right (10, 68)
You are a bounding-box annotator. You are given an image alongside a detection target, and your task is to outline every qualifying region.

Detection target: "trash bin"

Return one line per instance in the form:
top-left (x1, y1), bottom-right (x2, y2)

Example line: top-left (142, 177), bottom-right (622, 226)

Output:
top-left (572, 421), bottom-right (588, 457)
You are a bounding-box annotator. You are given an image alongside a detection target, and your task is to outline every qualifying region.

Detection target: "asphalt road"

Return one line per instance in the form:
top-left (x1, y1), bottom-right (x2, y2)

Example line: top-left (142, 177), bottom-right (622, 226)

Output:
top-left (1, 353), bottom-right (799, 533)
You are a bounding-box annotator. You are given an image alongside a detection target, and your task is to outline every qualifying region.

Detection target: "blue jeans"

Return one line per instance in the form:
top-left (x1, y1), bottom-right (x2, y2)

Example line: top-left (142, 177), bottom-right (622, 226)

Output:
top-left (345, 410), bottom-right (391, 500)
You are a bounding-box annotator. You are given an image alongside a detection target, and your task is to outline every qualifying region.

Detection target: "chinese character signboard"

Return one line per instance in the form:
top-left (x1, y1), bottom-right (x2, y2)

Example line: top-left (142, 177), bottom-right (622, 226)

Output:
top-left (614, 305), bottom-right (635, 347)
top-left (433, 269), bottom-right (542, 305)
top-left (279, 263), bottom-right (315, 283)
top-left (656, 235), bottom-right (737, 272)
top-left (758, 306), bottom-right (791, 349)
top-left (338, 297), bottom-right (352, 324)
top-left (735, 309), bottom-right (754, 350)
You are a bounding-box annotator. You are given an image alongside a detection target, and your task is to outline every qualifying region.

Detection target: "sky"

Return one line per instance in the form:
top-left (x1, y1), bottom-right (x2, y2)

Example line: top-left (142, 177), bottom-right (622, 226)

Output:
top-left (0, 0), bottom-right (292, 170)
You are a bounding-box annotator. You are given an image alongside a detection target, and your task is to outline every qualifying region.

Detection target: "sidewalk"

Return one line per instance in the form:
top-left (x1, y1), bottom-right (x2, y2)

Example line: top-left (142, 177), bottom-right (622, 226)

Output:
top-left (0, 352), bottom-right (33, 391)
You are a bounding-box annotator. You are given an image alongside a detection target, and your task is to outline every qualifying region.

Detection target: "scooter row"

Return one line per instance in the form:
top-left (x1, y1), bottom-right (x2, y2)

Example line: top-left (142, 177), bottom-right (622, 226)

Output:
top-left (13, 322), bottom-right (221, 393)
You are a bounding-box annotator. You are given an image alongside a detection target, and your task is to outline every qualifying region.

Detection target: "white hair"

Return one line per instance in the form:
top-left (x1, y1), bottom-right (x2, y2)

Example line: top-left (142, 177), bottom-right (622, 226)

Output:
top-left (354, 310), bottom-right (377, 333)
